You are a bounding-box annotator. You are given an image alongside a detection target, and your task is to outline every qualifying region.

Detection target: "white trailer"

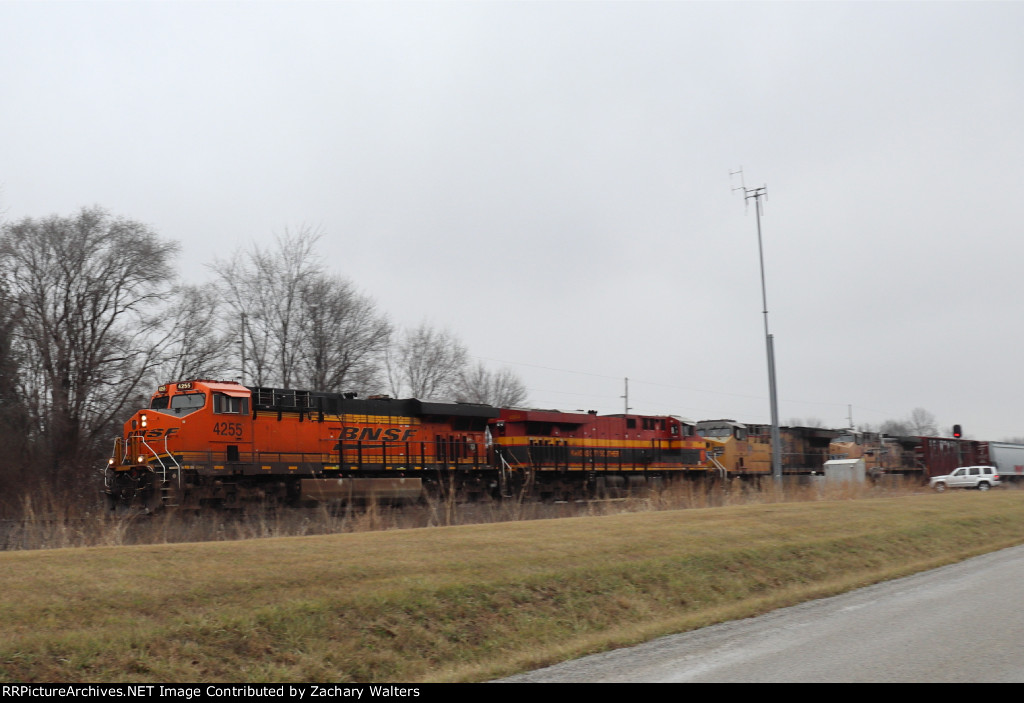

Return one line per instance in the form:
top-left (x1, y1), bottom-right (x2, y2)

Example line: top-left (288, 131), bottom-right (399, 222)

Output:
top-left (988, 442), bottom-right (1024, 481)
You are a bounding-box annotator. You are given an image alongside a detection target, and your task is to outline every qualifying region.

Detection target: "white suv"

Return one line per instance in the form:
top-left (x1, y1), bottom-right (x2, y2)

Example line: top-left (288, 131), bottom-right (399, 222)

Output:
top-left (930, 465), bottom-right (1001, 492)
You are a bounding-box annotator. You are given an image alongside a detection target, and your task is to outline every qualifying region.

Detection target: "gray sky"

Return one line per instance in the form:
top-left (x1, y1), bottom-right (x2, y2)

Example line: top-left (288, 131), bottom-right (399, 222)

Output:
top-left (3, 1), bottom-right (1023, 439)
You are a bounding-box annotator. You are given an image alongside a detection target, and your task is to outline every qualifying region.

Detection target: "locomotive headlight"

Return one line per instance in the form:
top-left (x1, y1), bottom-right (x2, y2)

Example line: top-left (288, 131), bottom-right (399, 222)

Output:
top-left (140, 413), bottom-right (148, 428)
top-left (137, 456), bottom-right (145, 464)
top-left (108, 458), bottom-right (115, 466)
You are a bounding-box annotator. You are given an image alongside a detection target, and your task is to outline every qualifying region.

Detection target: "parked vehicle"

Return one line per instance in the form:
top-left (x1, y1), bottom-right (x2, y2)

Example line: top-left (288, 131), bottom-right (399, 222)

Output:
top-left (929, 465), bottom-right (1001, 492)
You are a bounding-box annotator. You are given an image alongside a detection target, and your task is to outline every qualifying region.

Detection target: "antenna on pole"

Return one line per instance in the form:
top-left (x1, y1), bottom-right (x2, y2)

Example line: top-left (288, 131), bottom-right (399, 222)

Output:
top-left (731, 167), bottom-right (767, 216)
top-left (732, 167), bottom-right (781, 482)
top-left (730, 167), bottom-right (746, 199)
top-left (622, 377), bottom-right (631, 415)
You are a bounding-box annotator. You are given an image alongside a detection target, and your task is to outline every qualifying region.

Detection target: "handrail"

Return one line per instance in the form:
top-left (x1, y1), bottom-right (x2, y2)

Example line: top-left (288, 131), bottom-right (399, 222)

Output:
top-left (709, 455), bottom-right (728, 481)
top-left (498, 452), bottom-right (515, 497)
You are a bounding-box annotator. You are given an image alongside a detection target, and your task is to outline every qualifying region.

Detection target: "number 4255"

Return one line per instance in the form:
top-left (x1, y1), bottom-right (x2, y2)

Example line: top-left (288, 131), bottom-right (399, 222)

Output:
top-left (214, 422), bottom-right (242, 438)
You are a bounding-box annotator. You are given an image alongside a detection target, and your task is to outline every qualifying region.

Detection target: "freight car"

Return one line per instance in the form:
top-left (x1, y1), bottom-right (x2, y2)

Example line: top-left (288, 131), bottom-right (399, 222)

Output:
top-left (913, 436), bottom-right (989, 479)
top-left (104, 379), bottom-right (501, 511)
top-left (988, 442), bottom-right (1024, 480)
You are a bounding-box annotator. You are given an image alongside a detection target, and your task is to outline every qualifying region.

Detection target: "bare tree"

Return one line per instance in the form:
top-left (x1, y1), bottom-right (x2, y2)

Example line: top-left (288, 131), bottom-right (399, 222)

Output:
top-left (0, 207), bottom-right (179, 476)
top-left (908, 407), bottom-right (938, 436)
top-left (878, 408), bottom-right (938, 436)
top-left (150, 284), bottom-right (235, 383)
top-left (386, 323), bottom-right (468, 399)
top-left (213, 227), bottom-right (323, 387)
top-left (0, 279), bottom-right (32, 499)
top-left (454, 361), bottom-right (528, 406)
top-left (879, 419), bottom-right (913, 436)
top-left (296, 274), bottom-right (392, 394)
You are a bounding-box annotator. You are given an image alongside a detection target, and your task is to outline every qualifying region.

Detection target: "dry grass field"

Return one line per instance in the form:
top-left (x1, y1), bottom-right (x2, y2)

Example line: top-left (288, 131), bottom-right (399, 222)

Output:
top-left (2, 484), bottom-right (1024, 683)
top-left (0, 476), bottom-right (920, 550)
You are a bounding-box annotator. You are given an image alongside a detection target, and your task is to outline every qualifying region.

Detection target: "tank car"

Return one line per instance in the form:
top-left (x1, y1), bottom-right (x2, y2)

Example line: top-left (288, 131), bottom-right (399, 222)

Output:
top-left (490, 408), bottom-right (706, 499)
top-left (103, 379), bottom-right (499, 511)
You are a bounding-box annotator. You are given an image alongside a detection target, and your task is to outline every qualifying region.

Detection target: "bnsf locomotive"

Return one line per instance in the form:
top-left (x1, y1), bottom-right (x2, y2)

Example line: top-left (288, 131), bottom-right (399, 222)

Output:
top-left (103, 379), bottom-right (709, 511)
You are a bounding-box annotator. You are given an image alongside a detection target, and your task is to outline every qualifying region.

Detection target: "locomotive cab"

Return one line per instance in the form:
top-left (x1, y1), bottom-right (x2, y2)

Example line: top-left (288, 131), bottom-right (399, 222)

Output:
top-left (104, 380), bottom-right (254, 511)
top-left (696, 419), bottom-right (772, 475)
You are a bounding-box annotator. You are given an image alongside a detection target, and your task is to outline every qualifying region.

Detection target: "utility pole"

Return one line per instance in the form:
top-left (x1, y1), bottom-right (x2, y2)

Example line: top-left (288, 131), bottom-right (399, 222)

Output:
top-left (732, 169), bottom-right (782, 481)
top-left (240, 312), bottom-right (247, 385)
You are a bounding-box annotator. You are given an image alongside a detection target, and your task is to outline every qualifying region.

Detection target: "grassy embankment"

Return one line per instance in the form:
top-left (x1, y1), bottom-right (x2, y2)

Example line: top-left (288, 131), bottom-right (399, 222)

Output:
top-left (2, 489), bottom-right (1024, 683)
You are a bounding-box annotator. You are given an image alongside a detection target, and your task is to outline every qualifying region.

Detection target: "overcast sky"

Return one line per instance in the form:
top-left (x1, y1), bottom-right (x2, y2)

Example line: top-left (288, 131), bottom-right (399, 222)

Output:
top-left (3, 1), bottom-right (1023, 439)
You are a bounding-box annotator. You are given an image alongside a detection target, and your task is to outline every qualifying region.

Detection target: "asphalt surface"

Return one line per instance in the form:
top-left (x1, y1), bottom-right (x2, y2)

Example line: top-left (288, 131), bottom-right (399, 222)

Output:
top-left (499, 544), bottom-right (1024, 682)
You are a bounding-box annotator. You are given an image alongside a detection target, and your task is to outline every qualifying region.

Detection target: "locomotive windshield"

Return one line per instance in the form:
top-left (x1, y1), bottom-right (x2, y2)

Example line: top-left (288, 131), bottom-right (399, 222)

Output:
top-left (697, 427), bottom-right (733, 438)
top-left (696, 423), bottom-right (747, 440)
top-left (151, 392), bottom-right (207, 416)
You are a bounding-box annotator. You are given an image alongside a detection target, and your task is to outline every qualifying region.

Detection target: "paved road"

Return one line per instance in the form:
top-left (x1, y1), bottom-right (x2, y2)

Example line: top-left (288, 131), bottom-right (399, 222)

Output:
top-left (500, 544), bottom-right (1024, 682)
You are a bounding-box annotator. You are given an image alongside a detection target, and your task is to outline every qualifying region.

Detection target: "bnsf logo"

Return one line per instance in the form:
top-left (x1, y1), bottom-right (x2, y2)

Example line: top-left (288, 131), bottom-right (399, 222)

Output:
top-left (335, 427), bottom-right (416, 443)
top-left (139, 428), bottom-right (179, 439)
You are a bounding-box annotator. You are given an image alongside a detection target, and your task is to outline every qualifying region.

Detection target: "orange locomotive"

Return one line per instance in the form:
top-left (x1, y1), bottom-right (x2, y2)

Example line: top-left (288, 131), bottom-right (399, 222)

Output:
top-left (104, 379), bottom-right (499, 511)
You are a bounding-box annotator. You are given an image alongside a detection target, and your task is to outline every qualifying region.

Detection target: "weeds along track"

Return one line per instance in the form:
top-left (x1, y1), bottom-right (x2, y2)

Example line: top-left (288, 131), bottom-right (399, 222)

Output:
top-left (0, 477), bottom-right (935, 552)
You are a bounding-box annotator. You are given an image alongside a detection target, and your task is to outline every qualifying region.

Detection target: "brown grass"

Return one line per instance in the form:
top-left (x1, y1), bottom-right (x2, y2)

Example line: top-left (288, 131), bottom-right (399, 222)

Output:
top-left (1, 474), bottom-right (921, 552)
top-left (1, 486), bottom-right (1022, 683)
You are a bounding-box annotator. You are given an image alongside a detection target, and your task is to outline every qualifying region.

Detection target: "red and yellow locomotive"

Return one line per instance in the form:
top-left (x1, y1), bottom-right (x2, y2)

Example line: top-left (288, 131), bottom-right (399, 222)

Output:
top-left (491, 408), bottom-right (706, 499)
